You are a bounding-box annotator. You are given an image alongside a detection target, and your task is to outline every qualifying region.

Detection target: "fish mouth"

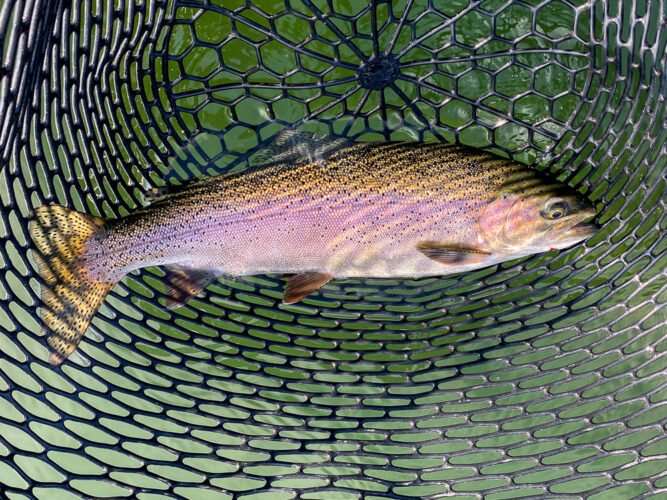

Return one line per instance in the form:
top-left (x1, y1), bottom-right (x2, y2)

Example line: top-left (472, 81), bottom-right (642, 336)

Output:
top-left (551, 207), bottom-right (599, 243)
top-left (546, 206), bottom-right (598, 247)
top-left (557, 221), bottom-right (599, 241)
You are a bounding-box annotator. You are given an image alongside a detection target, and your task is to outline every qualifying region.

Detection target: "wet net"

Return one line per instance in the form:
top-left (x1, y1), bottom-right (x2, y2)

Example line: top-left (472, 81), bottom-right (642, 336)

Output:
top-left (0, 0), bottom-right (665, 498)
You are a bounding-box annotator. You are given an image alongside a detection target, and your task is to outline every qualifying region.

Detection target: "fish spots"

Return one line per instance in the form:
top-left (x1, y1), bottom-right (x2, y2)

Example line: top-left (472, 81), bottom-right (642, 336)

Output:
top-left (88, 142), bottom-right (531, 279)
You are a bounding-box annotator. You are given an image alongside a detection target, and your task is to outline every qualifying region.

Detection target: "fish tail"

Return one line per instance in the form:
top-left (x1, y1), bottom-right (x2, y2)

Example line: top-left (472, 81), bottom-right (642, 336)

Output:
top-left (28, 206), bottom-right (115, 365)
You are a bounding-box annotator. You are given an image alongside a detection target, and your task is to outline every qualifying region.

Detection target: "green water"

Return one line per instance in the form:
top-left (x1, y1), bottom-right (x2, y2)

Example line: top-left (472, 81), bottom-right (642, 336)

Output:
top-left (2, 0), bottom-right (665, 497)
top-left (157, 0), bottom-right (590, 168)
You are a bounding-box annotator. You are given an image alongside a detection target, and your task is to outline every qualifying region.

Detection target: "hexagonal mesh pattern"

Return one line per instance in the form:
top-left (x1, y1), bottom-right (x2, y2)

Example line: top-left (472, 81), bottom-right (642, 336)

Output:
top-left (0, 0), bottom-right (665, 498)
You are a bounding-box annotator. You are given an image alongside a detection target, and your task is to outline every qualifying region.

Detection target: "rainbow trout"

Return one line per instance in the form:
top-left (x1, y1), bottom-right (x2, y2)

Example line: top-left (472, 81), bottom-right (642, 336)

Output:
top-left (29, 141), bottom-right (597, 364)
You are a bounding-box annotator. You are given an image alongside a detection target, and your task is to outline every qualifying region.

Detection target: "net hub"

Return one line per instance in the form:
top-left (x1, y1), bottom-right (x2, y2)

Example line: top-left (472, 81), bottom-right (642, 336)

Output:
top-left (358, 55), bottom-right (399, 90)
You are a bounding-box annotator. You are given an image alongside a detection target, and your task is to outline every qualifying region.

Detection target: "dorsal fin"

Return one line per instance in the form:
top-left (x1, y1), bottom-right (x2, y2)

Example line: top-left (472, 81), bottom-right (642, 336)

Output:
top-left (144, 131), bottom-right (354, 205)
top-left (251, 130), bottom-right (354, 167)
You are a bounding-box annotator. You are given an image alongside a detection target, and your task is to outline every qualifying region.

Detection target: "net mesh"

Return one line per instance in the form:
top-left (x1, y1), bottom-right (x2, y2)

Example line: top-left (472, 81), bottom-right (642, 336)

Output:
top-left (0, 0), bottom-right (665, 498)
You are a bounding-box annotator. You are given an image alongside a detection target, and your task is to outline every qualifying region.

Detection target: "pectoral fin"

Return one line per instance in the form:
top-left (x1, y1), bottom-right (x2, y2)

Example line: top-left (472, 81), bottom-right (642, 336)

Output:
top-left (162, 266), bottom-right (221, 309)
top-left (417, 242), bottom-right (491, 265)
top-left (283, 272), bottom-right (333, 304)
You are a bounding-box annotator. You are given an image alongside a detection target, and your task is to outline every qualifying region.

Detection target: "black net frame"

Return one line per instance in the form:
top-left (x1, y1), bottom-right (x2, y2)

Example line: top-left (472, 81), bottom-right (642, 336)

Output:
top-left (0, 0), bottom-right (665, 498)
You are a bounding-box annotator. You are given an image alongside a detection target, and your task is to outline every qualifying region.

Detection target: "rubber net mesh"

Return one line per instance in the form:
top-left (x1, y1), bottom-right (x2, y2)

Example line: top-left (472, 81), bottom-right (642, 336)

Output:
top-left (0, 0), bottom-right (665, 498)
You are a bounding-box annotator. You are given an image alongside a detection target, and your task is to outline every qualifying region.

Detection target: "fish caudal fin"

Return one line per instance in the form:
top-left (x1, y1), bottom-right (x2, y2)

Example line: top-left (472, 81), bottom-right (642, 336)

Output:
top-left (28, 206), bottom-right (114, 365)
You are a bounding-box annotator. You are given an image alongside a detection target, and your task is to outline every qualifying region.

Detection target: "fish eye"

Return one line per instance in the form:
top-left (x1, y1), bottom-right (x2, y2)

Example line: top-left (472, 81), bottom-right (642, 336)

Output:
top-left (543, 199), bottom-right (569, 220)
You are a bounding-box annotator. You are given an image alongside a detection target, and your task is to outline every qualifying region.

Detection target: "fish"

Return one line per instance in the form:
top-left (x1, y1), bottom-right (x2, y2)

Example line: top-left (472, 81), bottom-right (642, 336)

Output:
top-left (28, 139), bottom-right (598, 365)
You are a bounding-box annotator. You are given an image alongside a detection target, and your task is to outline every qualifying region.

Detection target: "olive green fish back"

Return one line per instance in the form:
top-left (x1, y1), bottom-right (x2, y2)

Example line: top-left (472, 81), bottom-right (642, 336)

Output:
top-left (147, 142), bottom-right (523, 211)
top-left (0, 0), bottom-right (665, 499)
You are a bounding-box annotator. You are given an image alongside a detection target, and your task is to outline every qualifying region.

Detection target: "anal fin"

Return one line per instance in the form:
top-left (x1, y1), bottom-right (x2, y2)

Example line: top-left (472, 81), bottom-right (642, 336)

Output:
top-left (283, 272), bottom-right (333, 304)
top-left (417, 242), bottom-right (491, 265)
top-left (162, 265), bottom-right (221, 309)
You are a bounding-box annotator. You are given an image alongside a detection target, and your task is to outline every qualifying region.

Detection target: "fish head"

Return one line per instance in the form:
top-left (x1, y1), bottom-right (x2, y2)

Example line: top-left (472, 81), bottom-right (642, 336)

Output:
top-left (480, 176), bottom-right (598, 255)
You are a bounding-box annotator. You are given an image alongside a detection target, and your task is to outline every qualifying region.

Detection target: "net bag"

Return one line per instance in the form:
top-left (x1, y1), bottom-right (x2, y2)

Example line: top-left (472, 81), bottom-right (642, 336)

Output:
top-left (0, 0), bottom-right (665, 498)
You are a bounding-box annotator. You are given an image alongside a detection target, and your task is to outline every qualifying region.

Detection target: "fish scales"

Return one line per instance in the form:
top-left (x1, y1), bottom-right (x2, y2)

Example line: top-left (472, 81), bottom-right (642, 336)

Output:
top-left (83, 143), bottom-right (516, 280)
top-left (29, 140), bottom-right (598, 364)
